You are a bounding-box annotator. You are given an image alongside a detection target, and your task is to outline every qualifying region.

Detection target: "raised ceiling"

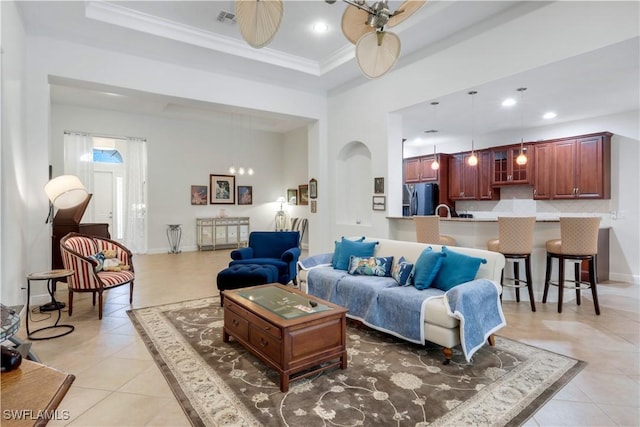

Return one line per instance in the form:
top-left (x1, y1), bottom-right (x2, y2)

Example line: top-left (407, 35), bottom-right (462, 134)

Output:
top-left (16, 1), bottom-right (640, 141)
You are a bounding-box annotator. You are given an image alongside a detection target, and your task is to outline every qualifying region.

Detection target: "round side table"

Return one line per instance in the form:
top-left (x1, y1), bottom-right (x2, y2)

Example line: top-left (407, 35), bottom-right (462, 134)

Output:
top-left (26, 270), bottom-right (75, 340)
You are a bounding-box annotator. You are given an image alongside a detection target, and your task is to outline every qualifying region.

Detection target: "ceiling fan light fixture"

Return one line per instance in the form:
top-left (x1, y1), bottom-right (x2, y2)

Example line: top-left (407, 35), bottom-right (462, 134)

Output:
top-left (235, 0), bottom-right (284, 49)
top-left (355, 30), bottom-right (401, 79)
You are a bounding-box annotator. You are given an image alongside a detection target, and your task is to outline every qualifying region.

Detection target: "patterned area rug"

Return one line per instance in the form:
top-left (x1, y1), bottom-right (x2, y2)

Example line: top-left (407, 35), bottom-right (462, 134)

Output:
top-left (128, 296), bottom-right (585, 426)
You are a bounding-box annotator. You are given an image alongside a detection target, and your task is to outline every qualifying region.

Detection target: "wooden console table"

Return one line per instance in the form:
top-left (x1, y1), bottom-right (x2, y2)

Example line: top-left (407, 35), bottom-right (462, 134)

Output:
top-left (1, 360), bottom-right (75, 427)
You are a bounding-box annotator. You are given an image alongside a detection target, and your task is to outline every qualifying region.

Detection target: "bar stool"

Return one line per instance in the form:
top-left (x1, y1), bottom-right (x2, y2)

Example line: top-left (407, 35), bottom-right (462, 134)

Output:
top-left (487, 217), bottom-right (536, 311)
top-left (543, 217), bottom-right (601, 315)
top-left (414, 215), bottom-right (457, 246)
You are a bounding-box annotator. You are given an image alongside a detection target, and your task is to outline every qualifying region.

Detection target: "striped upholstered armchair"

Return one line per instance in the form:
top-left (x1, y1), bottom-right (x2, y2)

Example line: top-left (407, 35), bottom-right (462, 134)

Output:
top-left (60, 232), bottom-right (135, 319)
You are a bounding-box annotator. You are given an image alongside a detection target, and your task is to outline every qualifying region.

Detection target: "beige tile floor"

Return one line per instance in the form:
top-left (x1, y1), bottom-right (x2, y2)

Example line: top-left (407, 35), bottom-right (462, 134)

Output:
top-left (9, 250), bottom-right (640, 426)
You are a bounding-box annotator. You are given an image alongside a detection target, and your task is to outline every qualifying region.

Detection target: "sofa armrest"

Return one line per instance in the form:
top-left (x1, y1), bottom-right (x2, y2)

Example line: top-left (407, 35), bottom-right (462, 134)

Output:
top-left (231, 247), bottom-right (254, 260)
top-left (281, 247), bottom-right (301, 263)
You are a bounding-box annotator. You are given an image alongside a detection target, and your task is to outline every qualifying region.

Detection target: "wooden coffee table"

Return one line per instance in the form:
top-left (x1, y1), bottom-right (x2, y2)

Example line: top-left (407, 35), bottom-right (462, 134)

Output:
top-left (223, 283), bottom-right (348, 392)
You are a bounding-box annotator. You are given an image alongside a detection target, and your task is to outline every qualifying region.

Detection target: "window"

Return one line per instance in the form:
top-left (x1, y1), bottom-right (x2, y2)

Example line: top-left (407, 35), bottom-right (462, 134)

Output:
top-left (93, 148), bottom-right (123, 164)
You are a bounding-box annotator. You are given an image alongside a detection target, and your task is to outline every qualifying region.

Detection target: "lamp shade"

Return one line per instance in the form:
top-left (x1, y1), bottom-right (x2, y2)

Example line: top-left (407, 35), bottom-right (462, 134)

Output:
top-left (44, 175), bottom-right (88, 209)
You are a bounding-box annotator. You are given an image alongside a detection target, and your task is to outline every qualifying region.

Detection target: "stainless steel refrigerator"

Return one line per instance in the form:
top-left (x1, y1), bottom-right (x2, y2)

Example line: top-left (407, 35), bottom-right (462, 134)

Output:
top-left (403, 183), bottom-right (439, 216)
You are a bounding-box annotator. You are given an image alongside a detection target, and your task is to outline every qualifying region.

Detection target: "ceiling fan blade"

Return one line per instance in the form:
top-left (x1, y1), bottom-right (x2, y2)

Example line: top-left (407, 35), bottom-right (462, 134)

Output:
top-left (235, 0), bottom-right (284, 48)
top-left (355, 31), bottom-right (401, 79)
top-left (342, 4), bottom-right (375, 45)
top-left (387, 0), bottom-right (427, 27)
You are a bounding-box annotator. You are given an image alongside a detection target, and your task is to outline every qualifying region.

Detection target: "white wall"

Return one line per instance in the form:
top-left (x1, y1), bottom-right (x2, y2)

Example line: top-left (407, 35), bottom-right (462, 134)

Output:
top-left (281, 126), bottom-right (311, 247)
top-left (51, 104), bottom-right (310, 253)
top-left (19, 35), bottom-right (327, 305)
top-left (1, 1), bottom-right (28, 307)
top-left (326, 1), bottom-right (640, 282)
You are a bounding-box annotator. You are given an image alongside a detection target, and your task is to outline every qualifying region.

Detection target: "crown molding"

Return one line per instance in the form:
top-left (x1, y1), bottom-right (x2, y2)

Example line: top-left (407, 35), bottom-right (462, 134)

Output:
top-left (85, 1), bottom-right (322, 76)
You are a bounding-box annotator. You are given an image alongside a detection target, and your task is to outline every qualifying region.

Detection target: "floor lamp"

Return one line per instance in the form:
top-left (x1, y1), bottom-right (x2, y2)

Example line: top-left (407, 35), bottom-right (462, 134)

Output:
top-left (42, 175), bottom-right (88, 311)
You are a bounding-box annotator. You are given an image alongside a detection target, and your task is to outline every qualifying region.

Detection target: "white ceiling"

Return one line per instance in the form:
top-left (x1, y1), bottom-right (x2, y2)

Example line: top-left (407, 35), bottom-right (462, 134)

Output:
top-left (16, 1), bottom-right (640, 141)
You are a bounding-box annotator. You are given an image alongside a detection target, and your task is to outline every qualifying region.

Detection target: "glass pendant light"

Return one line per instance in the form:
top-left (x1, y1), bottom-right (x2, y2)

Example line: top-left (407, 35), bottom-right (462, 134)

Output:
top-left (515, 87), bottom-right (528, 166)
top-left (467, 91), bottom-right (478, 166)
top-left (431, 102), bottom-right (440, 170)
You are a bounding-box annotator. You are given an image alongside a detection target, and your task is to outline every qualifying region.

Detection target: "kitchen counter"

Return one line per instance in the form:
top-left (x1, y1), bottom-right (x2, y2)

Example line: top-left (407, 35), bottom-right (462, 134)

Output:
top-left (387, 216), bottom-right (610, 304)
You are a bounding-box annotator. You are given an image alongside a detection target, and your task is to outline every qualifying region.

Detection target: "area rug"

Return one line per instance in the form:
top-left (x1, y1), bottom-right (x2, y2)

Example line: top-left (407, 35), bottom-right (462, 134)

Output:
top-left (128, 296), bottom-right (585, 427)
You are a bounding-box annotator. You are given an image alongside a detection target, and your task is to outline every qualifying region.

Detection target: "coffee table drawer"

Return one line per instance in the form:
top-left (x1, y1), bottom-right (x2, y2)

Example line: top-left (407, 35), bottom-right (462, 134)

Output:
top-left (249, 326), bottom-right (281, 363)
top-left (224, 307), bottom-right (249, 341)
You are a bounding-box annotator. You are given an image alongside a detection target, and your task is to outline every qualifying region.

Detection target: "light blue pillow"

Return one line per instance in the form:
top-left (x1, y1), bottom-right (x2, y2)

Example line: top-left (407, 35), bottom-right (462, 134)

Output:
top-left (413, 247), bottom-right (446, 290)
top-left (335, 238), bottom-right (378, 271)
top-left (331, 236), bottom-right (365, 268)
top-left (432, 246), bottom-right (487, 291)
top-left (348, 256), bottom-right (394, 277)
top-left (392, 256), bottom-right (414, 286)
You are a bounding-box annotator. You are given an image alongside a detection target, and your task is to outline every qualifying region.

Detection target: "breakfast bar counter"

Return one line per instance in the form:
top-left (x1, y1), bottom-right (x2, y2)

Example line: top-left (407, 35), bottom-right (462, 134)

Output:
top-left (388, 216), bottom-right (610, 303)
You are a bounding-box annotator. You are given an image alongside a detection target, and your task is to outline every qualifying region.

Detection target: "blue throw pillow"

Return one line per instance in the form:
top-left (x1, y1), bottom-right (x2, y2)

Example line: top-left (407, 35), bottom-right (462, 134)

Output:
top-left (432, 246), bottom-right (487, 291)
top-left (335, 238), bottom-right (378, 271)
top-left (392, 256), bottom-right (414, 286)
top-left (348, 256), bottom-right (394, 277)
top-left (332, 236), bottom-right (365, 268)
top-left (413, 247), bottom-right (446, 290)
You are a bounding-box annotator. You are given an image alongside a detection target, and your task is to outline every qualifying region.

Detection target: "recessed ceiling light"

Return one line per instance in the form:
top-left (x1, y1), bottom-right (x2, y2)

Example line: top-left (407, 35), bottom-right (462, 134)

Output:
top-left (312, 22), bottom-right (329, 33)
top-left (543, 111), bottom-right (557, 119)
top-left (502, 98), bottom-right (516, 107)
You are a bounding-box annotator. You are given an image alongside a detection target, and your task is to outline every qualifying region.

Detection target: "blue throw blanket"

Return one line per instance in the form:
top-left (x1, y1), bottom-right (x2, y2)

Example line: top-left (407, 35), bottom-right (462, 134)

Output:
top-left (444, 279), bottom-right (507, 362)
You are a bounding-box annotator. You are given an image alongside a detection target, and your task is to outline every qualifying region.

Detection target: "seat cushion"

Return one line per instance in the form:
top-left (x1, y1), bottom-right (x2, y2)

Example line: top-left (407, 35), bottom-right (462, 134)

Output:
top-left (217, 264), bottom-right (279, 291)
top-left (229, 258), bottom-right (288, 272)
top-left (95, 271), bottom-right (135, 288)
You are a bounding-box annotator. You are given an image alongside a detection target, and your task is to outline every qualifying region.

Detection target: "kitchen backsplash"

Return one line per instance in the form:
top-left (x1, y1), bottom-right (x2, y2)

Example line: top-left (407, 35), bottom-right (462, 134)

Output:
top-left (455, 186), bottom-right (612, 223)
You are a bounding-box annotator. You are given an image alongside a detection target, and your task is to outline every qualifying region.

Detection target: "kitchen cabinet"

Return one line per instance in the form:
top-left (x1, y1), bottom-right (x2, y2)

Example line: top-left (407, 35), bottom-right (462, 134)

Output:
top-left (448, 150), bottom-right (496, 201)
top-left (491, 144), bottom-right (531, 185)
top-left (403, 154), bottom-right (449, 183)
top-left (532, 143), bottom-right (553, 200)
top-left (448, 152), bottom-right (478, 200)
top-left (552, 133), bottom-right (611, 199)
top-left (478, 150), bottom-right (499, 200)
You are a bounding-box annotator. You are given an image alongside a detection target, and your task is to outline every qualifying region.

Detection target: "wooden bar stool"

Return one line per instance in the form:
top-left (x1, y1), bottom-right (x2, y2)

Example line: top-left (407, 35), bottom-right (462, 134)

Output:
top-left (543, 217), bottom-right (601, 315)
top-left (487, 217), bottom-right (536, 311)
top-left (414, 215), bottom-right (457, 246)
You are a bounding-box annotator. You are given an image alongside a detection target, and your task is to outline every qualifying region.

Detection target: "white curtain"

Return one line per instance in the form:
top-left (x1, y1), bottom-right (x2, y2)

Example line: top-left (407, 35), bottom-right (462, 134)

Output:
top-left (63, 131), bottom-right (95, 220)
top-left (124, 137), bottom-right (147, 253)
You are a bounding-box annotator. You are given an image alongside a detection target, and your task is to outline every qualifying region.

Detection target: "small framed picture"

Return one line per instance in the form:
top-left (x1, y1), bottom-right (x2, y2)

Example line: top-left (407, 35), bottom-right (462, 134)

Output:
top-left (210, 174), bottom-right (235, 204)
top-left (374, 177), bottom-right (385, 194)
top-left (372, 196), bottom-right (386, 211)
top-left (310, 200), bottom-right (317, 213)
top-left (191, 185), bottom-right (208, 205)
top-left (287, 188), bottom-right (298, 205)
top-left (309, 178), bottom-right (318, 199)
top-left (299, 184), bottom-right (309, 206)
top-left (237, 186), bottom-right (252, 205)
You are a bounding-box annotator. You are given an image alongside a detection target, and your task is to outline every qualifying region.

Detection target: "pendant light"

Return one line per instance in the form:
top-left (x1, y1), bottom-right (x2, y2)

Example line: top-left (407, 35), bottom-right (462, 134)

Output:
top-left (228, 115), bottom-right (255, 176)
top-left (515, 87), bottom-right (528, 166)
top-left (467, 91), bottom-right (478, 166)
top-left (430, 101), bottom-right (440, 170)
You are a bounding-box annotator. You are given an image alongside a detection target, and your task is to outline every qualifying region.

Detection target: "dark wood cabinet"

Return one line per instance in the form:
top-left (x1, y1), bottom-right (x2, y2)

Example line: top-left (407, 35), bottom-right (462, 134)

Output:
top-left (491, 144), bottom-right (531, 185)
top-left (479, 150), bottom-right (499, 200)
top-left (449, 153), bottom-right (478, 200)
top-left (448, 150), bottom-right (496, 201)
top-left (532, 143), bottom-right (553, 200)
top-left (552, 133), bottom-right (611, 199)
top-left (404, 154), bottom-right (449, 183)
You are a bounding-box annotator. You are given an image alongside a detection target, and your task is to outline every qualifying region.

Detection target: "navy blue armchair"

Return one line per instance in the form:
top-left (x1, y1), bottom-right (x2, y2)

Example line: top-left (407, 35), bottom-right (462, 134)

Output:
top-left (230, 231), bottom-right (301, 285)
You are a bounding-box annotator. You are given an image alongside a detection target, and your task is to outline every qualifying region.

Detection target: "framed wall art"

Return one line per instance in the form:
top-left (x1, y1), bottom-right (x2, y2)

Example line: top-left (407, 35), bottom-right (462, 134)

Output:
top-left (310, 200), bottom-right (317, 213)
top-left (191, 185), bottom-right (207, 205)
top-left (372, 196), bottom-right (386, 211)
top-left (309, 178), bottom-right (318, 199)
top-left (210, 174), bottom-right (235, 204)
top-left (299, 184), bottom-right (309, 205)
top-left (238, 186), bottom-right (252, 205)
top-left (374, 177), bottom-right (385, 194)
top-left (287, 188), bottom-right (298, 205)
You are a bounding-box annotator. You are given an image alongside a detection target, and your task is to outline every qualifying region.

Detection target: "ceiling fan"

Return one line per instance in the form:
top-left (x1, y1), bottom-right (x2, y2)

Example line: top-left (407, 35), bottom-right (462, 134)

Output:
top-left (235, 0), bottom-right (426, 78)
top-left (332, 0), bottom-right (426, 78)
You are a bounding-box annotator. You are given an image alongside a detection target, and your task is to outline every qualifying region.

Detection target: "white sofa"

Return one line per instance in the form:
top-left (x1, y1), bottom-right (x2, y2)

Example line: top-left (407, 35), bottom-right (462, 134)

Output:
top-left (298, 238), bottom-right (506, 362)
